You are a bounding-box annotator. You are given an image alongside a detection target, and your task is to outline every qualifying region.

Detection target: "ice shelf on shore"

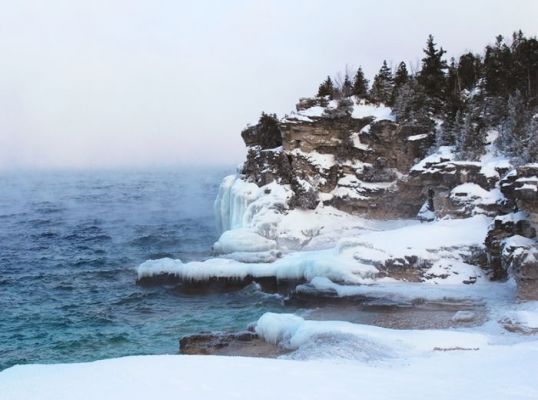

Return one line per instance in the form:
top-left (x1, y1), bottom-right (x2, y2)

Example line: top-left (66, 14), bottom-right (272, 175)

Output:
top-left (137, 214), bottom-right (492, 286)
top-left (255, 312), bottom-right (490, 356)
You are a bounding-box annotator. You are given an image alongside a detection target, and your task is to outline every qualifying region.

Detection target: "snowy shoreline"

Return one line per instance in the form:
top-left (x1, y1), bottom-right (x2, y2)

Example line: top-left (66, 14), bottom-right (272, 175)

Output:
top-left (2, 306), bottom-right (538, 400)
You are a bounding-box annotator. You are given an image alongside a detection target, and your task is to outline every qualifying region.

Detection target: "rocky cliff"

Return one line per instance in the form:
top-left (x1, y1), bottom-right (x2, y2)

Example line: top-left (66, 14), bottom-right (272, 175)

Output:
top-left (237, 96), bottom-right (538, 298)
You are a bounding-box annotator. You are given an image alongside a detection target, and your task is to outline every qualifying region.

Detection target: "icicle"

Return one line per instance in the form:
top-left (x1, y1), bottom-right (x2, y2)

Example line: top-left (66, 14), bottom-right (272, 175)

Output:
top-left (213, 175), bottom-right (260, 233)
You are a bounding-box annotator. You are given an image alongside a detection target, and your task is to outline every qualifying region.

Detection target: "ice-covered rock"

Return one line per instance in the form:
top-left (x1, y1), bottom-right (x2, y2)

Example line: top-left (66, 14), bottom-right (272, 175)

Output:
top-left (214, 174), bottom-right (292, 237)
top-left (255, 312), bottom-right (489, 357)
top-left (451, 311), bottom-right (476, 322)
top-left (213, 228), bottom-right (277, 254)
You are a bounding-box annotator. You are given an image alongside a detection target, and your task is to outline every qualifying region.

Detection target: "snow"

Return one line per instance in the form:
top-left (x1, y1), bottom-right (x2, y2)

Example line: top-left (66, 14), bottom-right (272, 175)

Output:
top-left (4, 299), bottom-right (538, 400)
top-left (407, 133), bottom-right (429, 141)
top-left (138, 248), bottom-right (379, 284)
top-left (3, 345), bottom-right (538, 400)
top-left (291, 149), bottom-right (335, 171)
top-left (350, 131), bottom-right (370, 150)
top-left (298, 105), bottom-right (325, 117)
top-left (479, 148), bottom-right (512, 179)
top-left (213, 228), bottom-right (277, 254)
top-left (220, 250), bottom-right (281, 263)
top-left (417, 201), bottom-right (436, 221)
top-left (331, 174), bottom-right (394, 202)
top-left (502, 235), bottom-right (536, 250)
top-left (351, 101), bottom-right (394, 121)
top-left (138, 215), bottom-right (492, 286)
top-left (411, 146), bottom-right (455, 172)
top-left (338, 214), bottom-right (491, 261)
top-left (450, 183), bottom-right (502, 206)
top-left (518, 183), bottom-right (538, 192)
top-left (297, 276), bottom-right (515, 303)
top-left (495, 211), bottom-right (528, 224)
top-left (330, 185), bottom-right (369, 200)
top-left (513, 310), bottom-right (538, 329)
top-left (275, 206), bottom-right (407, 250)
top-left (255, 313), bottom-right (489, 355)
top-left (360, 123), bottom-right (371, 134)
top-left (452, 311), bottom-right (477, 322)
top-left (287, 98), bottom-right (394, 123)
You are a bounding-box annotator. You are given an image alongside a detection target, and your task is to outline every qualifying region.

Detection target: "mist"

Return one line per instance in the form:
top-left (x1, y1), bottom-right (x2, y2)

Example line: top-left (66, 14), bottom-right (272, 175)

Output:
top-left (1, 0), bottom-right (537, 170)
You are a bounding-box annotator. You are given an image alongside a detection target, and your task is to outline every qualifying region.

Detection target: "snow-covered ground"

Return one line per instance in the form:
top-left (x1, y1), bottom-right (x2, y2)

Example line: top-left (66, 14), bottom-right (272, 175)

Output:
top-left (2, 304), bottom-right (538, 400)
top-left (285, 98), bottom-right (395, 123)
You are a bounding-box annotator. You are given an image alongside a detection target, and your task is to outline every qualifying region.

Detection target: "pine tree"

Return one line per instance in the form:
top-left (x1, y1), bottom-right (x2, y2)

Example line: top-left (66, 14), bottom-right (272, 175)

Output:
top-left (444, 57), bottom-right (464, 116)
top-left (342, 74), bottom-right (353, 97)
top-left (444, 110), bottom-right (462, 146)
top-left (351, 67), bottom-right (369, 98)
top-left (524, 113), bottom-right (538, 162)
top-left (498, 90), bottom-right (527, 159)
top-left (483, 35), bottom-right (513, 97)
top-left (418, 35), bottom-right (448, 100)
top-left (393, 61), bottom-right (409, 88)
top-left (510, 32), bottom-right (538, 99)
top-left (317, 76), bottom-right (335, 98)
top-left (457, 52), bottom-right (481, 91)
top-left (392, 78), bottom-right (425, 121)
top-left (369, 60), bottom-right (394, 104)
top-left (455, 110), bottom-right (485, 161)
top-left (391, 62), bottom-right (410, 105)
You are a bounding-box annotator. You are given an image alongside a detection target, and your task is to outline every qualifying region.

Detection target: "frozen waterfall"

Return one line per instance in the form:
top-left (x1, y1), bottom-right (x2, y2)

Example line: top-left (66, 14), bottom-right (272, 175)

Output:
top-left (214, 175), bottom-right (260, 233)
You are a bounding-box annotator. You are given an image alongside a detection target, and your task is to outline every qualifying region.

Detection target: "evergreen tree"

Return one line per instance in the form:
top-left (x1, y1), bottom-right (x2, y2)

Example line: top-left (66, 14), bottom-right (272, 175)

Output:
top-left (342, 74), bottom-right (353, 97)
top-left (498, 90), bottom-right (527, 158)
top-left (393, 61), bottom-right (409, 88)
top-left (418, 35), bottom-right (448, 100)
top-left (510, 32), bottom-right (538, 100)
top-left (524, 113), bottom-right (538, 162)
top-left (351, 67), bottom-right (369, 98)
top-left (483, 35), bottom-right (513, 97)
top-left (436, 111), bottom-right (460, 147)
top-left (391, 61), bottom-right (410, 105)
top-left (445, 57), bottom-right (464, 115)
top-left (457, 52), bottom-right (481, 91)
top-left (369, 60), bottom-right (394, 104)
top-left (446, 110), bottom-right (462, 146)
top-left (455, 110), bottom-right (486, 161)
top-left (393, 78), bottom-right (425, 121)
top-left (317, 76), bottom-right (335, 98)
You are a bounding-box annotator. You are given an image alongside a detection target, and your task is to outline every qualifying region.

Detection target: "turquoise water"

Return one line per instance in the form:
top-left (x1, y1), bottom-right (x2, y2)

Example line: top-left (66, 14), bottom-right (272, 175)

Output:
top-left (0, 168), bottom-right (290, 371)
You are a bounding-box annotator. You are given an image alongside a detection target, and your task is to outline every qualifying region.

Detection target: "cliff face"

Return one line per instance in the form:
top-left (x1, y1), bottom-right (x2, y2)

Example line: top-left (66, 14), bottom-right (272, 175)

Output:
top-left (241, 98), bottom-right (434, 218)
top-left (485, 165), bottom-right (538, 298)
top-left (240, 97), bottom-right (509, 220)
top-left (238, 97), bottom-right (538, 298)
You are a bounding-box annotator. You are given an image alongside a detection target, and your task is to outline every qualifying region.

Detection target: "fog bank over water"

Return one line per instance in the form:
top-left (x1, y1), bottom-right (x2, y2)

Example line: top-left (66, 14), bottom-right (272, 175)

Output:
top-left (1, 0), bottom-right (537, 169)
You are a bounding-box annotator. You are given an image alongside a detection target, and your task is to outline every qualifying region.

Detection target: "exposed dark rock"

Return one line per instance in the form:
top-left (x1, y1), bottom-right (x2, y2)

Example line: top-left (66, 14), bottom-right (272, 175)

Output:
top-left (484, 164), bottom-right (538, 294)
top-left (238, 98), bottom-right (538, 297)
top-left (501, 164), bottom-right (538, 222)
top-left (179, 331), bottom-right (287, 358)
top-left (241, 115), bottom-right (282, 150)
top-left (296, 97), bottom-right (328, 111)
top-left (137, 274), bottom-right (304, 294)
top-left (241, 147), bottom-right (293, 186)
top-left (485, 214), bottom-right (536, 280)
top-left (500, 318), bottom-right (538, 334)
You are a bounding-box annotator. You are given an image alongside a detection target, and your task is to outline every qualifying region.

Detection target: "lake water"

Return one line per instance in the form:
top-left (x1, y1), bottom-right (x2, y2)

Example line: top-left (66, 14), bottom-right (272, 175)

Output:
top-left (0, 168), bottom-right (291, 371)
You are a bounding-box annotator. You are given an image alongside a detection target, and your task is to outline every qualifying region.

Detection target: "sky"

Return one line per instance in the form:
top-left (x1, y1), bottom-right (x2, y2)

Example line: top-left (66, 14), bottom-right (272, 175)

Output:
top-left (1, 0), bottom-right (537, 169)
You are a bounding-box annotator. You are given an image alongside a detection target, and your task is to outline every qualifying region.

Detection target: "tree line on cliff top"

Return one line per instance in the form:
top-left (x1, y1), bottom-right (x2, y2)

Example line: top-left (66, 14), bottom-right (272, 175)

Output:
top-left (315, 32), bottom-right (538, 163)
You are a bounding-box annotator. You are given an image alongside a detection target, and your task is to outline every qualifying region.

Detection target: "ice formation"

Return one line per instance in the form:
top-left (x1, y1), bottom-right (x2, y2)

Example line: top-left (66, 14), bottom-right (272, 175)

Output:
top-left (213, 175), bottom-right (292, 240)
